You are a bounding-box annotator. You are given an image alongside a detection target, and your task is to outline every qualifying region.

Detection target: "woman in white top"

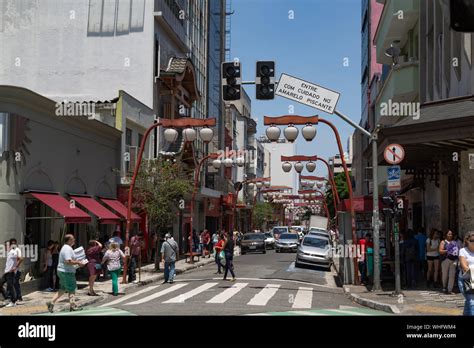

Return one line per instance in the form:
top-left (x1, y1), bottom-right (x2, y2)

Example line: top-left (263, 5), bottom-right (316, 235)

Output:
top-left (425, 229), bottom-right (441, 288)
top-left (458, 231), bottom-right (474, 316)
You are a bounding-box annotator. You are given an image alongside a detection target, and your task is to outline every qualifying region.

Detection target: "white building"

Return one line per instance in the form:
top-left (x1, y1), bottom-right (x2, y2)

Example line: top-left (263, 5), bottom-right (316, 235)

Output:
top-left (329, 136), bottom-right (353, 174)
top-left (259, 137), bottom-right (297, 193)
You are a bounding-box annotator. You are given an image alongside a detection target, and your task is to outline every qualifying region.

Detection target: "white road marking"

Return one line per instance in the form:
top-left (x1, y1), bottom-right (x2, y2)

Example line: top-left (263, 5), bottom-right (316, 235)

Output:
top-left (247, 284), bottom-right (280, 306)
top-left (206, 283), bottom-right (248, 304)
top-left (163, 282), bottom-right (218, 304)
top-left (292, 287), bottom-right (313, 309)
top-left (329, 309), bottom-right (372, 316)
top-left (125, 283), bottom-right (188, 305)
top-left (99, 285), bottom-right (161, 307)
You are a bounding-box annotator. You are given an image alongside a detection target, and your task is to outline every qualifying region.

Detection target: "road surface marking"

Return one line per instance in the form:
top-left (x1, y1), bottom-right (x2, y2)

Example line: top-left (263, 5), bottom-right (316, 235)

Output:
top-left (247, 284), bottom-right (280, 306)
top-left (292, 287), bottom-right (313, 309)
top-left (206, 283), bottom-right (248, 304)
top-left (178, 277), bottom-right (334, 289)
top-left (329, 309), bottom-right (372, 316)
top-left (125, 283), bottom-right (188, 305)
top-left (163, 282), bottom-right (218, 304)
top-left (39, 307), bottom-right (135, 316)
top-left (99, 285), bottom-right (160, 307)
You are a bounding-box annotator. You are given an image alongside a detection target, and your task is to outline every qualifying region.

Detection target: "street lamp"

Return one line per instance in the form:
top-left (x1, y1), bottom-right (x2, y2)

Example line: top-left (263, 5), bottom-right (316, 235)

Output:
top-left (264, 114), bottom-right (358, 284)
top-left (282, 161), bottom-right (292, 172)
top-left (306, 161), bottom-right (316, 172)
top-left (124, 117), bottom-right (216, 281)
top-left (294, 162), bottom-right (304, 173)
top-left (283, 124), bottom-right (299, 142)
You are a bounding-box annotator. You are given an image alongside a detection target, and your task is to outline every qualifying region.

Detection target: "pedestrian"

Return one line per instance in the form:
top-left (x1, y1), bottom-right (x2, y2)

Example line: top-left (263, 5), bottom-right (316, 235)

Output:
top-left (402, 229), bottom-right (419, 289)
top-left (193, 229), bottom-right (199, 253)
top-left (458, 231), bottom-right (474, 316)
top-left (414, 227), bottom-right (427, 282)
top-left (199, 230), bottom-right (205, 255)
top-left (47, 234), bottom-right (86, 312)
top-left (212, 231), bottom-right (219, 249)
top-left (1, 239), bottom-right (22, 307)
top-left (201, 229), bottom-right (211, 258)
top-left (440, 229), bottom-right (459, 294)
top-left (161, 233), bottom-right (178, 284)
top-left (42, 240), bottom-right (55, 292)
top-left (426, 229), bottom-right (441, 288)
top-left (150, 232), bottom-right (158, 262)
top-left (102, 241), bottom-right (125, 296)
top-left (357, 234), bottom-right (368, 285)
top-left (86, 239), bottom-right (102, 296)
top-left (108, 230), bottom-right (124, 249)
top-left (222, 232), bottom-right (236, 282)
top-left (128, 232), bottom-right (144, 284)
top-left (214, 233), bottom-right (225, 275)
top-left (51, 241), bottom-right (60, 290)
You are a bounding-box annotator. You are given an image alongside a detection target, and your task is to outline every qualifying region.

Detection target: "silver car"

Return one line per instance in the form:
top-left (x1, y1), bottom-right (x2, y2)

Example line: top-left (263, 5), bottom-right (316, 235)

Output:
top-left (275, 233), bottom-right (299, 253)
top-left (264, 232), bottom-right (276, 249)
top-left (295, 235), bottom-right (332, 270)
top-left (308, 228), bottom-right (330, 240)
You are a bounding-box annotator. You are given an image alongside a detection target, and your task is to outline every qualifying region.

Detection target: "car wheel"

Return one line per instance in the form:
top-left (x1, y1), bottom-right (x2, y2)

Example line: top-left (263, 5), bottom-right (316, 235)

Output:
top-left (276, 249), bottom-right (279, 253)
top-left (241, 251), bottom-right (246, 255)
top-left (263, 249), bottom-right (266, 254)
top-left (295, 261), bottom-right (301, 268)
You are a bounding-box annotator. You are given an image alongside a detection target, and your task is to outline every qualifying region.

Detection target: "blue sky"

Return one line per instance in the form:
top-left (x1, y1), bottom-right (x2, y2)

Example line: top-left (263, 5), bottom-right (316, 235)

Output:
top-left (231, 0), bottom-right (361, 176)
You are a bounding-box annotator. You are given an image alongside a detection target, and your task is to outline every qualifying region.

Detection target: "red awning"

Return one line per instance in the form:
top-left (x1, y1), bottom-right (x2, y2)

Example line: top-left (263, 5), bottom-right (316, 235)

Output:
top-left (30, 192), bottom-right (91, 224)
top-left (70, 196), bottom-right (120, 224)
top-left (99, 198), bottom-right (141, 222)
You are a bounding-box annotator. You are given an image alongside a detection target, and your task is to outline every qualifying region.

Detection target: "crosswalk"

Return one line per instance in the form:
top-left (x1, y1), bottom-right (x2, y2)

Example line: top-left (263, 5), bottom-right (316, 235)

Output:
top-left (97, 281), bottom-right (335, 310)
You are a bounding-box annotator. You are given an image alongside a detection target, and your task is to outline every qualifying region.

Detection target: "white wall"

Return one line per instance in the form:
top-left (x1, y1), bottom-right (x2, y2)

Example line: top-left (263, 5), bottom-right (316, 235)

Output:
top-left (0, 0), bottom-right (155, 108)
top-left (262, 141), bottom-right (297, 192)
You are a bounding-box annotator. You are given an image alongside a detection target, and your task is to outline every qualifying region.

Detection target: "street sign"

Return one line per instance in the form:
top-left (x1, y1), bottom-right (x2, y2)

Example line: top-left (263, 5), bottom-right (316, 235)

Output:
top-left (384, 143), bottom-right (405, 165)
top-left (387, 165), bottom-right (401, 192)
top-left (275, 73), bottom-right (340, 114)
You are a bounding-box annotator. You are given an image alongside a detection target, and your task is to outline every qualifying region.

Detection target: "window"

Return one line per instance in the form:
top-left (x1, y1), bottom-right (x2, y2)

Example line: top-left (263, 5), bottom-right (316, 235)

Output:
top-left (138, 133), bottom-right (143, 147)
top-left (126, 128), bottom-right (132, 145)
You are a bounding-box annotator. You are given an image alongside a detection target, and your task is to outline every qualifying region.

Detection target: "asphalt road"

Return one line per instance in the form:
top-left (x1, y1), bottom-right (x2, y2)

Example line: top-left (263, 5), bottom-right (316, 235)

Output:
top-left (85, 249), bottom-right (383, 315)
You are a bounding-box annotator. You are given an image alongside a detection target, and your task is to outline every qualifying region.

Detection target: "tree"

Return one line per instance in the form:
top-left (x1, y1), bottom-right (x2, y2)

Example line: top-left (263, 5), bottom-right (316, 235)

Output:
top-left (134, 158), bottom-right (192, 269)
top-left (325, 172), bottom-right (351, 219)
top-left (252, 202), bottom-right (274, 231)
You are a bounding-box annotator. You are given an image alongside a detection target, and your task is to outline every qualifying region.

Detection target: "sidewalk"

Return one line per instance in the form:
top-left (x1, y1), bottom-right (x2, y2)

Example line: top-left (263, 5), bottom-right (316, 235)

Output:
top-left (343, 284), bottom-right (465, 315)
top-left (0, 256), bottom-right (216, 315)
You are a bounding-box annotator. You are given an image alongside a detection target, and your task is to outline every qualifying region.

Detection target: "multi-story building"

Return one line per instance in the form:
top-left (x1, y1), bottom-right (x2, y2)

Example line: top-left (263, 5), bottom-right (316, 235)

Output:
top-left (329, 136), bottom-right (354, 175)
top-left (259, 137), bottom-right (297, 193)
top-left (0, 0), bottom-right (228, 263)
top-left (364, 0), bottom-right (474, 237)
top-left (353, 0), bottom-right (383, 196)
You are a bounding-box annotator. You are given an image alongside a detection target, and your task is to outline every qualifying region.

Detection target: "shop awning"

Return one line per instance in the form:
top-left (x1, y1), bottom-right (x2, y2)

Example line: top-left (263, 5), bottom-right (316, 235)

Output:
top-left (30, 192), bottom-right (91, 223)
top-left (70, 195), bottom-right (120, 224)
top-left (99, 198), bottom-right (141, 222)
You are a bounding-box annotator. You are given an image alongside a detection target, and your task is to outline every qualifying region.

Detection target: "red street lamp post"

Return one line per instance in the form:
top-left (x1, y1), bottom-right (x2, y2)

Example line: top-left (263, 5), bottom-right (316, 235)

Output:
top-left (232, 177), bottom-right (271, 232)
top-left (265, 114), bottom-right (359, 285)
top-left (123, 117), bottom-right (216, 283)
top-left (299, 175), bottom-right (340, 206)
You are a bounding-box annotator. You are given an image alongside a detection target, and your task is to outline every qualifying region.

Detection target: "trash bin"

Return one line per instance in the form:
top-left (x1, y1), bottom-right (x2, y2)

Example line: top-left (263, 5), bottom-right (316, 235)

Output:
top-left (366, 247), bottom-right (382, 277)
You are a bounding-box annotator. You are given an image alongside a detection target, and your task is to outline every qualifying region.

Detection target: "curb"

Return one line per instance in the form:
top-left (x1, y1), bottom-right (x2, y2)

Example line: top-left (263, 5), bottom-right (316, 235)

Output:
top-left (343, 285), bottom-right (401, 314)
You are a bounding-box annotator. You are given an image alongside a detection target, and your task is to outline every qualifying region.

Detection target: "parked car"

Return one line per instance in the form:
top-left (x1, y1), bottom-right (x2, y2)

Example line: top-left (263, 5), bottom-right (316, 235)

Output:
top-left (295, 235), bottom-right (332, 270)
top-left (264, 232), bottom-right (276, 249)
top-left (240, 233), bottom-right (266, 254)
top-left (275, 233), bottom-right (299, 253)
top-left (272, 226), bottom-right (289, 240)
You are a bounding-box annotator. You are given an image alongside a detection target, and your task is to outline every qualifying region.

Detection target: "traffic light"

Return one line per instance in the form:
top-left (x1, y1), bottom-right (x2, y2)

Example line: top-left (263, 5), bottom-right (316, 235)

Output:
top-left (450, 0), bottom-right (474, 32)
top-left (382, 195), bottom-right (403, 218)
top-left (256, 61), bottom-right (275, 100)
top-left (222, 62), bottom-right (241, 101)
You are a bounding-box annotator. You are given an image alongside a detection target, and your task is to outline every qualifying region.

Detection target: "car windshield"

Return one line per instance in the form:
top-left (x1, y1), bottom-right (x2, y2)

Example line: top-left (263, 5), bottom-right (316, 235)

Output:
top-left (273, 227), bottom-right (287, 233)
top-left (279, 234), bottom-right (298, 240)
top-left (265, 233), bottom-right (273, 238)
top-left (243, 234), bottom-right (264, 240)
top-left (303, 237), bottom-right (329, 248)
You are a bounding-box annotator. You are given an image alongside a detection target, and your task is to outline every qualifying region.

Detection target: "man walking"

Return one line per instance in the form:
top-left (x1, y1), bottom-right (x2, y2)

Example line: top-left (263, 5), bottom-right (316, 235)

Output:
top-left (47, 234), bottom-right (85, 312)
top-left (161, 233), bottom-right (178, 284)
top-left (1, 239), bottom-right (22, 307)
top-left (128, 232), bottom-right (144, 284)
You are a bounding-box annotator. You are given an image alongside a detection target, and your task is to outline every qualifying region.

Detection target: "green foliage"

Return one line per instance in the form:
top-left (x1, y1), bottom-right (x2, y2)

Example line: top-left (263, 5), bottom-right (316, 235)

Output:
top-left (134, 158), bottom-right (192, 233)
top-left (253, 202), bottom-right (274, 231)
top-left (325, 172), bottom-right (351, 219)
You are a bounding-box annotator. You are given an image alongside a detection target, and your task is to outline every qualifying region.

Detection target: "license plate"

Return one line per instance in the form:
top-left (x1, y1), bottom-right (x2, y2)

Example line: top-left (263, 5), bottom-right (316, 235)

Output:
top-left (249, 246), bottom-right (256, 250)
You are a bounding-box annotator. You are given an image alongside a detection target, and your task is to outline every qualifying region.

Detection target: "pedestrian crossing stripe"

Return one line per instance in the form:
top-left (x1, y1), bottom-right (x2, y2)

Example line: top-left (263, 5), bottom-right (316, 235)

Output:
top-left (35, 306), bottom-right (136, 316)
top-left (248, 307), bottom-right (392, 316)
